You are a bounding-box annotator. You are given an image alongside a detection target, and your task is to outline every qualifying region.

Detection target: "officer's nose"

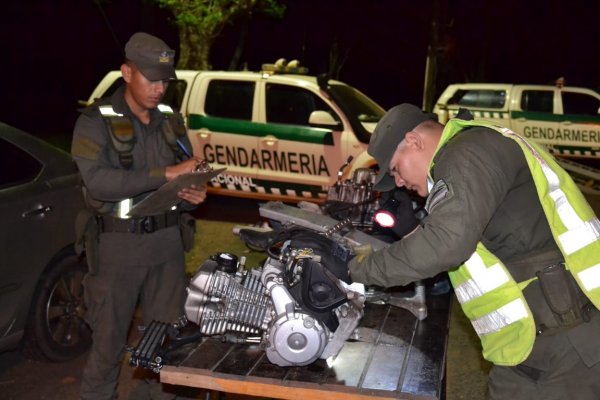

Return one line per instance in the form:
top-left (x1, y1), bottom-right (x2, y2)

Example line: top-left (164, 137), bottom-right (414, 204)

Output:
top-left (152, 80), bottom-right (168, 95)
top-left (394, 174), bottom-right (406, 188)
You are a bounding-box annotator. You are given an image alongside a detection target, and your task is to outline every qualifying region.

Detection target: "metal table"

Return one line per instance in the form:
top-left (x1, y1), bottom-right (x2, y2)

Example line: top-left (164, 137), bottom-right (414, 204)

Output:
top-left (160, 290), bottom-right (452, 399)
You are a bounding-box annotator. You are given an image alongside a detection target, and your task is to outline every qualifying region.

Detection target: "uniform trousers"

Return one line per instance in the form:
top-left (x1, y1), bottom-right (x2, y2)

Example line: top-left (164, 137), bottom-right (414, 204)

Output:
top-left (80, 226), bottom-right (187, 400)
top-left (487, 308), bottom-right (600, 400)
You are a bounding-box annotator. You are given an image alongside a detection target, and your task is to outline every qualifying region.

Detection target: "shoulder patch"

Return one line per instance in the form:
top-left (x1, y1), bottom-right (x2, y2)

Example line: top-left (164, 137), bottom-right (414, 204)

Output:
top-left (425, 179), bottom-right (451, 213)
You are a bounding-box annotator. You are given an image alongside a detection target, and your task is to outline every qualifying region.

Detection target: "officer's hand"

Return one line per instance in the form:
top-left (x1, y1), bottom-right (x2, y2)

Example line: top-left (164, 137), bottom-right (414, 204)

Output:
top-left (390, 189), bottom-right (420, 238)
top-left (165, 157), bottom-right (203, 181)
top-left (352, 243), bottom-right (373, 263)
top-left (178, 184), bottom-right (207, 205)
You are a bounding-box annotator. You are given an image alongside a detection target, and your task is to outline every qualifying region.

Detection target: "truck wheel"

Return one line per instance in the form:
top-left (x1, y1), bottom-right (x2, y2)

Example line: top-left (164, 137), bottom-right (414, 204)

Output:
top-left (23, 248), bottom-right (92, 362)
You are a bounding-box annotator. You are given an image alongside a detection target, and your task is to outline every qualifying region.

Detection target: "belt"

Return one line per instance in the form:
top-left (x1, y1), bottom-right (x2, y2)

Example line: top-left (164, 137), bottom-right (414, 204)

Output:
top-left (97, 212), bottom-right (179, 234)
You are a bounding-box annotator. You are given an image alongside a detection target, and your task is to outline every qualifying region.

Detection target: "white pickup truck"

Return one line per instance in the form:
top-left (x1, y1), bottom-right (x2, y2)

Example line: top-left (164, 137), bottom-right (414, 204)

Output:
top-left (433, 83), bottom-right (600, 161)
top-left (86, 64), bottom-right (384, 202)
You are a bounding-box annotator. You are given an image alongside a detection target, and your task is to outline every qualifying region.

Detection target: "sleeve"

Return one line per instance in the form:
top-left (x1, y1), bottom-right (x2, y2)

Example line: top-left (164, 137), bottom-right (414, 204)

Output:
top-left (71, 112), bottom-right (168, 202)
top-left (349, 130), bottom-right (518, 287)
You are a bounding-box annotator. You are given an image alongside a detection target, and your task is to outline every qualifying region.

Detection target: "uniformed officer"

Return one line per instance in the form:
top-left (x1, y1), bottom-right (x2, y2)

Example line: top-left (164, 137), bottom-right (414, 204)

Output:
top-left (72, 32), bottom-right (206, 399)
top-left (349, 104), bottom-right (600, 399)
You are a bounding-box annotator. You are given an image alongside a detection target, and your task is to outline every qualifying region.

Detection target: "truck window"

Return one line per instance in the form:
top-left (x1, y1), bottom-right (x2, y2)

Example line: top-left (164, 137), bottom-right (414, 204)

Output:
top-left (205, 80), bottom-right (255, 120)
top-left (448, 89), bottom-right (506, 109)
top-left (520, 90), bottom-right (553, 113)
top-left (328, 84), bottom-right (384, 123)
top-left (266, 83), bottom-right (339, 126)
top-left (562, 92), bottom-right (600, 116)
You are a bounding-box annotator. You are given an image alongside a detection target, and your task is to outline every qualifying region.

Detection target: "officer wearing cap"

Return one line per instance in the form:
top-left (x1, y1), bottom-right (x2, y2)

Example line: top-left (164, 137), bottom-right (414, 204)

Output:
top-left (349, 104), bottom-right (600, 399)
top-left (72, 32), bottom-right (206, 399)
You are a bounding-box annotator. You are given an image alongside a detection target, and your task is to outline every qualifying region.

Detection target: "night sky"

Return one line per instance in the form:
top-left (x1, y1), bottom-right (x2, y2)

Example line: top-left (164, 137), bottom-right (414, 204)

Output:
top-left (2, 0), bottom-right (599, 140)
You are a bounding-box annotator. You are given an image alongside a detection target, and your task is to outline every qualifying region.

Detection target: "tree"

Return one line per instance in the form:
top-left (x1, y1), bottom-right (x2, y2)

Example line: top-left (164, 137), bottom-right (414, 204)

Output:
top-left (154, 0), bottom-right (286, 70)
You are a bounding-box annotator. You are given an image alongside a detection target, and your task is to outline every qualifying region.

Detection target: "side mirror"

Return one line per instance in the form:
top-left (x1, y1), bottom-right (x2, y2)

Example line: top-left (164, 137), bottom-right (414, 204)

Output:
top-left (309, 110), bottom-right (342, 130)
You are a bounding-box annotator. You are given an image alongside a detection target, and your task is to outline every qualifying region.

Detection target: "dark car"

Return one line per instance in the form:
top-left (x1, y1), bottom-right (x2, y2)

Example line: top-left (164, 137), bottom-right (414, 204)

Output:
top-left (0, 122), bottom-right (91, 361)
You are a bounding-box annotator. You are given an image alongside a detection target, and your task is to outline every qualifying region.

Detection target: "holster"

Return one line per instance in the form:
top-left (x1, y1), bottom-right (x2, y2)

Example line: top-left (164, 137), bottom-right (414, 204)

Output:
top-left (75, 209), bottom-right (100, 275)
top-left (536, 262), bottom-right (588, 328)
top-left (179, 212), bottom-right (197, 253)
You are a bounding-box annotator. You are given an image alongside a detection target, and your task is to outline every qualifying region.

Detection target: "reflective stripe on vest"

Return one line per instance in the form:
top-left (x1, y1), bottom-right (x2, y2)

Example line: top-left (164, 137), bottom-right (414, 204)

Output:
top-left (157, 104), bottom-right (174, 113)
top-left (448, 242), bottom-right (535, 365)
top-left (99, 105), bottom-right (124, 117)
top-left (472, 299), bottom-right (529, 336)
top-left (454, 252), bottom-right (530, 336)
top-left (100, 103), bottom-right (173, 115)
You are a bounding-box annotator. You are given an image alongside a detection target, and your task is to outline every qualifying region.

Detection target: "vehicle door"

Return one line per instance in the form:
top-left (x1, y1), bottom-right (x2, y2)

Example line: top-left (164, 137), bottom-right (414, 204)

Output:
top-left (256, 81), bottom-right (344, 200)
top-left (186, 77), bottom-right (260, 195)
top-left (510, 86), bottom-right (559, 151)
top-left (0, 134), bottom-right (81, 340)
top-left (556, 88), bottom-right (600, 158)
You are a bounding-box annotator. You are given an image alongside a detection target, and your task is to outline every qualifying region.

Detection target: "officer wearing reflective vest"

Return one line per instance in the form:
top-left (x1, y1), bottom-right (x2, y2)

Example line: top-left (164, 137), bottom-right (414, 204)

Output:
top-left (349, 104), bottom-right (600, 400)
top-left (71, 32), bottom-right (206, 400)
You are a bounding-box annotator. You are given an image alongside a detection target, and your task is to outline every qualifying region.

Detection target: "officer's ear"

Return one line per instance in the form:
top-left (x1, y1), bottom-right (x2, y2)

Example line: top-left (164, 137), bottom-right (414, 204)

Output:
top-left (121, 63), bottom-right (132, 83)
top-left (404, 131), bottom-right (425, 151)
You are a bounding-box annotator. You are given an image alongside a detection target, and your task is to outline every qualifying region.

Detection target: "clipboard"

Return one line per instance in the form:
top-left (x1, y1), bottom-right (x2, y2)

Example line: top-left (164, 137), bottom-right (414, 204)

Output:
top-left (128, 168), bottom-right (226, 217)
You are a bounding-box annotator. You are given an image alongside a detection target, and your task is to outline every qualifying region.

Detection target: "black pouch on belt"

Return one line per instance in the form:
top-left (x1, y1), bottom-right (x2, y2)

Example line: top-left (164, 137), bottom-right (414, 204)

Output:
top-left (536, 263), bottom-right (582, 327)
top-left (179, 212), bottom-right (197, 252)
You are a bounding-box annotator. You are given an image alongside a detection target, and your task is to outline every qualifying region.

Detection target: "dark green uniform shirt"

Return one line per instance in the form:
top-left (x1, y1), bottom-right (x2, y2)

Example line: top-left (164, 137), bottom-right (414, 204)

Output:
top-left (349, 127), bottom-right (560, 287)
top-left (71, 86), bottom-right (191, 207)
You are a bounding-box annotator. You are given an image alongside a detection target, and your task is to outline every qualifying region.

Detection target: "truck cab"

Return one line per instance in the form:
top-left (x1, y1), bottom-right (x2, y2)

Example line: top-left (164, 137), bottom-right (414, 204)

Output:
top-left (434, 83), bottom-right (600, 160)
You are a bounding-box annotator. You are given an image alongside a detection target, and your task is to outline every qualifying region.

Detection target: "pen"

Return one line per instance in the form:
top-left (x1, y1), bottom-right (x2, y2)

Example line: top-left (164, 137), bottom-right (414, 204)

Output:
top-left (176, 139), bottom-right (193, 158)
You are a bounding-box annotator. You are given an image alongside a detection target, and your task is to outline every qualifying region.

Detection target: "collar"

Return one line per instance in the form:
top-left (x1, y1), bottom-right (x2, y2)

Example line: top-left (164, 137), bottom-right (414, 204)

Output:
top-left (110, 85), bottom-right (164, 128)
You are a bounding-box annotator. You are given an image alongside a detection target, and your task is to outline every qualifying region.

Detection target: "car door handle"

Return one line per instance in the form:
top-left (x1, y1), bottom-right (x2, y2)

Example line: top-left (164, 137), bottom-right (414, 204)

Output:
top-left (516, 117), bottom-right (527, 122)
top-left (22, 204), bottom-right (52, 218)
top-left (562, 121), bottom-right (573, 126)
top-left (261, 135), bottom-right (278, 146)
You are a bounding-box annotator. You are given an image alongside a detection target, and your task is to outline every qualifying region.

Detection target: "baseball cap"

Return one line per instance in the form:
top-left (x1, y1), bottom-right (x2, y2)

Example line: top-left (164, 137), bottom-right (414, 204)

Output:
top-left (368, 103), bottom-right (438, 191)
top-left (124, 32), bottom-right (176, 81)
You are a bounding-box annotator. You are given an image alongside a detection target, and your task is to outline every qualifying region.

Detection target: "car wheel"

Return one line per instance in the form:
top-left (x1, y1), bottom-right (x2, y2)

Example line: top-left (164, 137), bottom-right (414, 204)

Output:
top-left (23, 247), bottom-right (92, 362)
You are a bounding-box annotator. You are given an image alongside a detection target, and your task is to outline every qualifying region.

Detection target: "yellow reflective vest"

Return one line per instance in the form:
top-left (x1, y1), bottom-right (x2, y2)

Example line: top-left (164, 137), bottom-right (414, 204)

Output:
top-left (432, 118), bottom-right (600, 366)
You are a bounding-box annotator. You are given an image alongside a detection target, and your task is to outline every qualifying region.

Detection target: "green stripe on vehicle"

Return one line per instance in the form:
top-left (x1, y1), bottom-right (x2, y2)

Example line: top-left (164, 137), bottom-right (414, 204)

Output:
top-left (188, 114), bottom-right (334, 145)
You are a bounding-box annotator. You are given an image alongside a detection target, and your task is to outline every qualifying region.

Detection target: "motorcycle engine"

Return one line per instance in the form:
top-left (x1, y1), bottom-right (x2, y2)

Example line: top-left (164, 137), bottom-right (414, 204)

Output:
top-left (184, 232), bottom-right (365, 367)
top-left (324, 167), bottom-right (379, 228)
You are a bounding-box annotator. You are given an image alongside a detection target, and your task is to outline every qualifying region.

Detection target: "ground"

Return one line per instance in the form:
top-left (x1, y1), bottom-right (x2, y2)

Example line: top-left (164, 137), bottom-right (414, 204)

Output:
top-left (1, 193), bottom-right (599, 399)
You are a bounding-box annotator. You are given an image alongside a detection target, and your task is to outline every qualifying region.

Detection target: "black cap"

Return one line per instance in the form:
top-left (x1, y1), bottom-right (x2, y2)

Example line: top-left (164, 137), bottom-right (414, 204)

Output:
top-left (124, 32), bottom-right (176, 81)
top-left (368, 104), bottom-right (438, 191)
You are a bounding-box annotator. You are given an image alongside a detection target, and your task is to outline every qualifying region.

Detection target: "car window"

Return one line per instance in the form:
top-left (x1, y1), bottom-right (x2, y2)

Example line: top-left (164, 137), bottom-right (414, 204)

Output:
top-left (205, 80), bottom-right (255, 120)
top-left (520, 90), bottom-right (554, 113)
top-left (561, 92), bottom-right (600, 116)
top-left (266, 83), bottom-right (339, 126)
top-left (0, 138), bottom-right (42, 189)
top-left (448, 89), bottom-right (506, 109)
top-left (99, 77), bottom-right (188, 111)
top-left (328, 84), bottom-right (382, 123)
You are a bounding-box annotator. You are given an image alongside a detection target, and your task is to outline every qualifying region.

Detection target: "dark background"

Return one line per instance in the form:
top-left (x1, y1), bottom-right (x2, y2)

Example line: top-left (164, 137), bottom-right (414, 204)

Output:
top-left (1, 0), bottom-right (599, 140)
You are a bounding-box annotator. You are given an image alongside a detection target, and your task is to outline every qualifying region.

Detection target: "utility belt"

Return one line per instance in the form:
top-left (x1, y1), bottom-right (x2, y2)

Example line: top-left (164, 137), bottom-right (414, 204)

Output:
top-left (96, 211), bottom-right (179, 234)
top-left (534, 262), bottom-right (596, 336)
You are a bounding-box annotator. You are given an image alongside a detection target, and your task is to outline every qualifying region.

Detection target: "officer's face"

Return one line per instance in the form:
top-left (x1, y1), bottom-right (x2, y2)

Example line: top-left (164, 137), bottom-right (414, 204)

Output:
top-left (122, 63), bottom-right (169, 110)
top-left (388, 132), bottom-right (430, 197)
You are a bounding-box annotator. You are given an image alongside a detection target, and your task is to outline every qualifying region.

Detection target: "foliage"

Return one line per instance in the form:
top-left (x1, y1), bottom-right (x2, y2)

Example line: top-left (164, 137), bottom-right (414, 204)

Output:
top-left (153, 0), bottom-right (286, 70)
